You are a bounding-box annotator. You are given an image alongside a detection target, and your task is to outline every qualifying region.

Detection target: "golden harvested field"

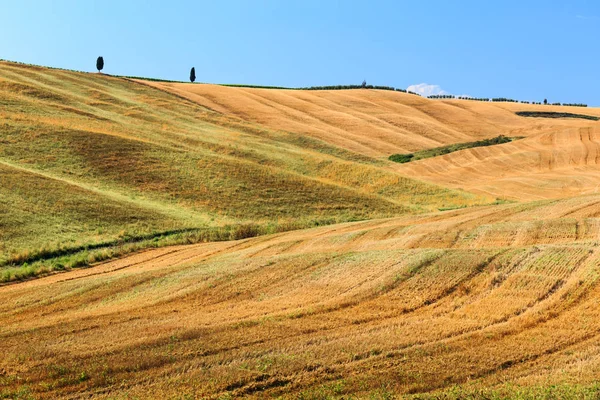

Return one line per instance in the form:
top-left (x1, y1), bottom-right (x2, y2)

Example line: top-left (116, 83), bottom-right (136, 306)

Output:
top-left (4, 198), bottom-right (600, 398)
top-left (3, 61), bottom-right (600, 398)
top-left (150, 81), bottom-right (600, 202)
top-left (394, 124), bottom-right (600, 201)
top-left (144, 81), bottom-right (600, 155)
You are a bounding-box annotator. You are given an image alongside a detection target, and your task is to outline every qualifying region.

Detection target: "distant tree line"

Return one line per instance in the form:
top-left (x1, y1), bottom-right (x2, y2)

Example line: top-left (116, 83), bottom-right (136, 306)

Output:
top-left (298, 83), bottom-right (421, 95)
top-left (428, 94), bottom-right (455, 99)
top-left (223, 84), bottom-right (420, 95)
top-left (427, 92), bottom-right (588, 107)
top-left (302, 84), bottom-right (386, 90)
top-left (491, 98), bottom-right (519, 103)
top-left (563, 103), bottom-right (588, 107)
top-left (458, 97), bottom-right (491, 102)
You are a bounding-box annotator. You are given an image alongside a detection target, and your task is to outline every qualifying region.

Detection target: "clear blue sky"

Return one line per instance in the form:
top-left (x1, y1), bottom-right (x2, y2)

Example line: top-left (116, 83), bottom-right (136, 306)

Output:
top-left (2, 0), bottom-right (599, 105)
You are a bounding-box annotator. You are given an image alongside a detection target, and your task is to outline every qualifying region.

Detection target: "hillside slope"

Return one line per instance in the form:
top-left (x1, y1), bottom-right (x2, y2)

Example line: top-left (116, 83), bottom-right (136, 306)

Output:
top-left (149, 81), bottom-right (600, 202)
top-left (0, 61), bottom-right (486, 265)
top-left (5, 61), bottom-right (600, 398)
top-left (143, 80), bottom-right (600, 158)
top-left (3, 196), bottom-right (600, 398)
top-left (394, 125), bottom-right (600, 201)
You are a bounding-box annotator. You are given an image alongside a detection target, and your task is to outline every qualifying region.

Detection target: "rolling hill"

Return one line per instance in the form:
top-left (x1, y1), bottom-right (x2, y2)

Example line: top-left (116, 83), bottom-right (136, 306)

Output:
top-left (2, 60), bottom-right (600, 398)
top-left (394, 125), bottom-right (600, 201)
top-left (3, 196), bottom-right (600, 398)
top-left (142, 80), bottom-right (600, 156)
top-left (0, 60), bottom-right (488, 272)
top-left (149, 80), bottom-right (600, 202)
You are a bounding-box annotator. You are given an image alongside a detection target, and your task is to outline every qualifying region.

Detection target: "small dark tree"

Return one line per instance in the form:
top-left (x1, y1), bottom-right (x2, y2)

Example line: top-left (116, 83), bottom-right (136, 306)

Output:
top-left (96, 56), bottom-right (104, 73)
top-left (190, 67), bottom-right (196, 83)
top-left (543, 98), bottom-right (548, 105)
top-left (361, 80), bottom-right (367, 88)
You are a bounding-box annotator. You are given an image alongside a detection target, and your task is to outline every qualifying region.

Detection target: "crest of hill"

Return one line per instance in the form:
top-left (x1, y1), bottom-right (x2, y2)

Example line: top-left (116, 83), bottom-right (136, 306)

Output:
top-left (143, 80), bottom-right (600, 201)
top-left (139, 80), bottom-right (600, 157)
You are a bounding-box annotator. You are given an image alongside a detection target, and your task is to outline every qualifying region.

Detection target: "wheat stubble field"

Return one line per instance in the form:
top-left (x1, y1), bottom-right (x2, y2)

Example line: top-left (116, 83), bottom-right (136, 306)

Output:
top-left (2, 60), bottom-right (600, 399)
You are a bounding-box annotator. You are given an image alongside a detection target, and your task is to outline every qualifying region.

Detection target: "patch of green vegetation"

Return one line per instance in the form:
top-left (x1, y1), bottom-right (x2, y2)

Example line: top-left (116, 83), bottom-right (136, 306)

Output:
top-left (389, 135), bottom-right (519, 164)
top-left (516, 111), bottom-right (599, 121)
top-left (119, 75), bottom-right (189, 83)
top-left (438, 198), bottom-right (513, 211)
top-left (437, 205), bottom-right (467, 212)
top-left (389, 153), bottom-right (415, 163)
top-left (220, 83), bottom-right (295, 89)
top-left (0, 219), bottom-right (340, 284)
top-left (492, 197), bottom-right (514, 205)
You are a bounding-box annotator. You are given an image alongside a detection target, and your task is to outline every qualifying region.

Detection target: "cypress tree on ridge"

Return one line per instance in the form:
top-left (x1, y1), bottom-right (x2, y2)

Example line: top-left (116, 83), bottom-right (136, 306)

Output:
top-left (96, 56), bottom-right (104, 73)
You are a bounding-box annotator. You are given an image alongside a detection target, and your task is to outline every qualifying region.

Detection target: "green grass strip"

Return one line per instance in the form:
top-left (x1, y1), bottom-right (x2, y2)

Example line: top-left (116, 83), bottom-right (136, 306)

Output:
top-left (389, 135), bottom-right (520, 164)
top-left (516, 111), bottom-right (599, 121)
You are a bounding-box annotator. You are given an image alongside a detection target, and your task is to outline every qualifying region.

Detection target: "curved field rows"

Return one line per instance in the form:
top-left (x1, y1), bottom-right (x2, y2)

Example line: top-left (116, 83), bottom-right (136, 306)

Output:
top-left (3, 198), bottom-right (600, 398)
top-left (141, 81), bottom-right (600, 157)
top-left (0, 60), bottom-right (494, 265)
top-left (5, 63), bottom-right (600, 398)
top-left (395, 125), bottom-right (600, 201)
top-left (144, 80), bottom-right (600, 202)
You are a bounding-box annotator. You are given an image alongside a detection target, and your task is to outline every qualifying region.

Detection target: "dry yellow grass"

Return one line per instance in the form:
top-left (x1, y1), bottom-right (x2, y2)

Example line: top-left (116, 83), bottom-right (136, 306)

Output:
top-left (0, 60), bottom-right (490, 269)
top-left (150, 81), bottom-right (600, 202)
top-left (394, 124), bottom-right (600, 201)
top-left (3, 197), bottom-right (600, 398)
top-left (5, 62), bottom-right (600, 399)
top-left (144, 81), bottom-right (600, 156)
